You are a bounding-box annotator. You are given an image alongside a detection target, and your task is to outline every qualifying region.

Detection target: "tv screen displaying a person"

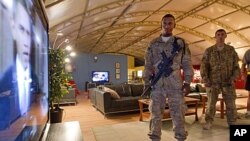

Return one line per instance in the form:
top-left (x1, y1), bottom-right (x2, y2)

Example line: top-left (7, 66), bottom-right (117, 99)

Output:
top-left (92, 71), bottom-right (109, 83)
top-left (0, 0), bottom-right (49, 140)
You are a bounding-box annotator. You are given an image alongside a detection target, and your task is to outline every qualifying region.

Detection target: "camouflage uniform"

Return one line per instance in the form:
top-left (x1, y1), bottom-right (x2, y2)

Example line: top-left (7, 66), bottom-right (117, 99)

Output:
top-left (200, 44), bottom-right (240, 125)
top-left (242, 49), bottom-right (250, 90)
top-left (143, 36), bottom-right (193, 141)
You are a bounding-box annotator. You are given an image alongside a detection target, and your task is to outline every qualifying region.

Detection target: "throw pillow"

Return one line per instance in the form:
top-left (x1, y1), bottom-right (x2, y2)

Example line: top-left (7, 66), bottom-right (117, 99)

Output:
top-left (190, 83), bottom-right (198, 92)
top-left (196, 84), bottom-right (206, 92)
top-left (103, 87), bottom-right (120, 99)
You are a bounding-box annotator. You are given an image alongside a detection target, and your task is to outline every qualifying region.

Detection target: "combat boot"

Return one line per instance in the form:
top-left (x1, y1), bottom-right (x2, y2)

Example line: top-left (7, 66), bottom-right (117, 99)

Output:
top-left (227, 122), bottom-right (236, 129)
top-left (203, 122), bottom-right (212, 130)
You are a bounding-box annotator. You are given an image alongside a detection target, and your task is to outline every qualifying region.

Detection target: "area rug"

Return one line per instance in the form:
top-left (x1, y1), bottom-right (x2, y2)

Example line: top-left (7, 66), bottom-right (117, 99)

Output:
top-left (92, 115), bottom-right (250, 141)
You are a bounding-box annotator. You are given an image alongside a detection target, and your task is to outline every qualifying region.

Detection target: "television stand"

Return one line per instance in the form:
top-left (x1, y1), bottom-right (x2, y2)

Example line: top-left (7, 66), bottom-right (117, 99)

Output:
top-left (41, 121), bottom-right (83, 141)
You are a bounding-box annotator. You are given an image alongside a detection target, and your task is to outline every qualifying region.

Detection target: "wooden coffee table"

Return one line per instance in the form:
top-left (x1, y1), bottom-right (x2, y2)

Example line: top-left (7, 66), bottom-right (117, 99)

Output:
top-left (201, 93), bottom-right (248, 119)
top-left (138, 97), bottom-right (199, 121)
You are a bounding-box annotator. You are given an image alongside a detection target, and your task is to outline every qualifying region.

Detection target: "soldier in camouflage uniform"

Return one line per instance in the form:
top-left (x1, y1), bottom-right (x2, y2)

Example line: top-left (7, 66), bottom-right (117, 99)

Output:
top-left (241, 49), bottom-right (250, 118)
top-left (143, 14), bottom-right (193, 141)
top-left (200, 29), bottom-right (240, 130)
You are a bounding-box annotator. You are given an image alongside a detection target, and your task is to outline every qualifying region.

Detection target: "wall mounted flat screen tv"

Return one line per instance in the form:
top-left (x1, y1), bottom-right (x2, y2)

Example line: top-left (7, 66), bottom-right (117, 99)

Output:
top-left (92, 71), bottom-right (109, 83)
top-left (0, 0), bottom-right (49, 140)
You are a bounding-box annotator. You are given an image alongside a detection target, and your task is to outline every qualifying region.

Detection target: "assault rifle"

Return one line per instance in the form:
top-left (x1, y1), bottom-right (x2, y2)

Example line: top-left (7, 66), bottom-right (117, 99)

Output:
top-left (141, 38), bottom-right (183, 97)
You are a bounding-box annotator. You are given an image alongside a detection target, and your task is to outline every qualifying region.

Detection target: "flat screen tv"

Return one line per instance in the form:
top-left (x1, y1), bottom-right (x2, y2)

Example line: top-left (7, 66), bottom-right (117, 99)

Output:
top-left (0, 0), bottom-right (49, 140)
top-left (91, 71), bottom-right (109, 84)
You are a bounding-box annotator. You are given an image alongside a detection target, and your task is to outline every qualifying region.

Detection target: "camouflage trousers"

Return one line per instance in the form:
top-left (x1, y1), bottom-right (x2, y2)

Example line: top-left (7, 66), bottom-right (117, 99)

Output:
top-left (148, 88), bottom-right (187, 141)
top-left (205, 86), bottom-right (237, 125)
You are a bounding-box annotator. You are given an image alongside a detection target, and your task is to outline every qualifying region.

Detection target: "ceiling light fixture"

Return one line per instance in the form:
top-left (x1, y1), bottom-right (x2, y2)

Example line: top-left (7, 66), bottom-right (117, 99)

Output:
top-left (65, 45), bottom-right (72, 51)
top-left (69, 52), bottom-right (76, 57)
top-left (94, 56), bottom-right (98, 62)
top-left (64, 58), bottom-right (70, 63)
top-left (56, 38), bottom-right (69, 49)
top-left (52, 32), bottom-right (63, 49)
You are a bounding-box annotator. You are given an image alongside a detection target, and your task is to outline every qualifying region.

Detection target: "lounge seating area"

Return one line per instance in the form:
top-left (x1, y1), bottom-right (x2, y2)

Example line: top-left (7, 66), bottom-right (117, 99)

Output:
top-left (186, 83), bottom-right (207, 102)
top-left (62, 89), bottom-right (249, 141)
top-left (59, 88), bottom-right (77, 105)
top-left (88, 82), bottom-right (209, 118)
top-left (88, 82), bottom-right (248, 121)
top-left (89, 83), bottom-right (149, 116)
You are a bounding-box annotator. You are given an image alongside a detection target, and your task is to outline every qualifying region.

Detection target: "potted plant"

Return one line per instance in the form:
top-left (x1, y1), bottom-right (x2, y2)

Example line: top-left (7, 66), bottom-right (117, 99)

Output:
top-left (48, 48), bottom-right (70, 123)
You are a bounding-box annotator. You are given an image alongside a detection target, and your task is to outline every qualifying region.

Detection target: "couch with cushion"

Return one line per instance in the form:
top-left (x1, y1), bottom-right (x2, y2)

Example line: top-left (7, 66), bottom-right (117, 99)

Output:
top-left (89, 82), bottom-right (206, 116)
top-left (89, 83), bottom-right (149, 116)
top-left (186, 83), bottom-right (207, 102)
top-left (59, 88), bottom-right (77, 105)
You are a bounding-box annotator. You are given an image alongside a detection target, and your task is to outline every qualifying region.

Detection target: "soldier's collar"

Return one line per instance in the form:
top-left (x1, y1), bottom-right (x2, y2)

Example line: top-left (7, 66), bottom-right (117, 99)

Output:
top-left (157, 35), bottom-right (175, 43)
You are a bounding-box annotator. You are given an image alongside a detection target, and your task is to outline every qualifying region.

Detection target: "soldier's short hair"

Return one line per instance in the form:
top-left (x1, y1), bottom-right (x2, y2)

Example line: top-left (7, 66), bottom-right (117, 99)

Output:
top-left (161, 14), bottom-right (175, 21)
top-left (215, 29), bottom-right (226, 35)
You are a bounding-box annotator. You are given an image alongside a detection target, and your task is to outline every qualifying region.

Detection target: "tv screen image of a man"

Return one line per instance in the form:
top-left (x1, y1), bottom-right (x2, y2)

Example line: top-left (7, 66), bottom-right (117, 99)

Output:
top-left (0, 0), bottom-right (36, 130)
top-left (92, 72), bottom-right (108, 82)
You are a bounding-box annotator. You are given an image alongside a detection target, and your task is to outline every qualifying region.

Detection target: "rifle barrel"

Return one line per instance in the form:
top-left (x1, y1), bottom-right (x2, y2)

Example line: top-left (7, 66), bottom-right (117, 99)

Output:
top-left (141, 86), bottom-right (150, 97)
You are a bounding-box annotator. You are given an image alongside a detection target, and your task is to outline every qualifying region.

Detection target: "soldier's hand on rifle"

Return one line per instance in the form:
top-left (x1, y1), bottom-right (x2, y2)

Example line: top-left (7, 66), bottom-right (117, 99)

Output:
top-left (182, 83), bottom-right (190, 96)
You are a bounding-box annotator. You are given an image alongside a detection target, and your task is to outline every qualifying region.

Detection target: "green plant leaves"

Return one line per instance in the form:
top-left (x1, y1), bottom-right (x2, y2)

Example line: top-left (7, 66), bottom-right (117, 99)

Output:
top-left (48, 48), bottom-right (70, 107)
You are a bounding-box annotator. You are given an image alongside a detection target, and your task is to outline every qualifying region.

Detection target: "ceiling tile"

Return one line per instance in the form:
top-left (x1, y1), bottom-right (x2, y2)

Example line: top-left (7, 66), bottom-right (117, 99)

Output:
top-left (46, 0), bottom-right (87, 28)
top-left (87, 0), bottom-right (131, 11)
top-left (195, 22), bottom-right (231, 37)
top-left (163, 0), bottom-right (204, 11)
top-left (226, 0), bottom-right (250, 6)
top-left (192, 41), bottom-right (214, 49)
top-left (196, 3), bottom-right (236, 19)
top-left (238, 28), bottom-right (250, 39)
top-left (116, 16), bottom-right (148, 24)
top-left (178, 32), bottom-right (203, 43)
top-left (128, 0), bottom-right (167, 12)
top-left (226, 32), bottom-right (249, 48)
top-left (217, 11), bottom-right (250, 30)
top-left (178, 16), bottom-right (207, 28)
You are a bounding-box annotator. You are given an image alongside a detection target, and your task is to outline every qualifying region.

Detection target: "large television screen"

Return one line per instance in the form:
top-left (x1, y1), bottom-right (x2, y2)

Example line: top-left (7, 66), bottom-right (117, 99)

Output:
top-left (92, 71), bottom-right (109, 83)
top-left (0, 0), bottom-right (48, 140)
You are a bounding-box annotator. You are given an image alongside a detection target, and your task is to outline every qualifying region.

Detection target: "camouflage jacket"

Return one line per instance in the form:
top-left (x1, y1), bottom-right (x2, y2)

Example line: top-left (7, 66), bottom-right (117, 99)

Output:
top-left (142, 36), bottom-right (193, 90)
top-left (200, 44), bottom-right (240, 86)
top-left (242, 49), bottom-right (250, 71)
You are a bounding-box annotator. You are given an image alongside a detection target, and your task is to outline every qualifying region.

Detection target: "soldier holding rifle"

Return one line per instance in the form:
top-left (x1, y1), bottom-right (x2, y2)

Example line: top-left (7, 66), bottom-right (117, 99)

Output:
top-left (142, 14), bottom-right (193, 141)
